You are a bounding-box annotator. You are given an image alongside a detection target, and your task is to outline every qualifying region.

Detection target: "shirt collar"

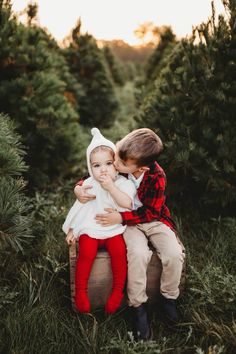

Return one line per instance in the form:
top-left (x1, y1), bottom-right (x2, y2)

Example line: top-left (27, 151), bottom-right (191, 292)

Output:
top-left (128, 172), bottom-right (144, 189)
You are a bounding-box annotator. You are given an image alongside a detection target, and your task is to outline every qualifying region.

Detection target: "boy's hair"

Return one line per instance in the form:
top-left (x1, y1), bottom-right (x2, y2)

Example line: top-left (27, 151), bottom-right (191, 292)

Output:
top-left (118, 128), bottom-right (163, 167)
top-left (90, 146), bottom-right (115, 159)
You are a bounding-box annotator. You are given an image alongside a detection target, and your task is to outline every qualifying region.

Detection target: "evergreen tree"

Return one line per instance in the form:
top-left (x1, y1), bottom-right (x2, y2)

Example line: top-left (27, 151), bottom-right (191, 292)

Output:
top-left (145, 26), bottom-right (177, 85)
top-left (137, 1), bottom-right (236, 216)
top-left (0, 1), bottom-right (82, 189)
top-left (0, 114), bottom-right (32, 251)
top-left (102, 46), bottom-right (125, 86)
top-left (65, 20), bottom-right (119, 128)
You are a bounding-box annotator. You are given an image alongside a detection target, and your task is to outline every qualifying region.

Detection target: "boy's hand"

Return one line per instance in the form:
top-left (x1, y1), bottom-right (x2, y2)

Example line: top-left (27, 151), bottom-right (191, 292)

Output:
top-left (98, 174), bottom-right (114, 191)
top-left (95, 208), bottom-right (122, 226)
top-left (66, 230), bottom-right (76, 245)
top-left (74, 185), bottom-right (96, 203)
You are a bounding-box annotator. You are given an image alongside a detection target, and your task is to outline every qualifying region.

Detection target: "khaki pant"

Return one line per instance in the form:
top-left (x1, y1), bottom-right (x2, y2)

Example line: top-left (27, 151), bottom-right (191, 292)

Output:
top-left (123, 221), bottom-right (185, 307)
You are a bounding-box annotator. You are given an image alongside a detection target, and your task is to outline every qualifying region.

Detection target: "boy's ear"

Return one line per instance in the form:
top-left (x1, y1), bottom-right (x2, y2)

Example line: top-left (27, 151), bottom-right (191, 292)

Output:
top-left (139, 166), bottom-right (150, 172)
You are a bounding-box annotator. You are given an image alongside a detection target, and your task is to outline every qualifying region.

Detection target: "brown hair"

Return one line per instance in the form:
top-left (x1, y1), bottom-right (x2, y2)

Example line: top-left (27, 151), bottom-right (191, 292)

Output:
top-left (117, 128), bottom-right (163, 166)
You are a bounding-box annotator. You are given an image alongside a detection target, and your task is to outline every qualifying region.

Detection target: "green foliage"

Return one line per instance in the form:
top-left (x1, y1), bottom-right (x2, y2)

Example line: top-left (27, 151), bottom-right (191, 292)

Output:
top-left (177, 216), bottom-right (236, 353)
top-left (0, 114), bottom-right (33, 322)
top-left (1, 2), bottom-right (236, 353)
top-left (0, 286), bottom-right (19, 310)
top-left (0, 114), bottom-right (26, 177)
top-left (0, 114), bottom-right (32, 252)
top-left (102, 46), bottom-right (125, 86)
top-left (0, 176), bottom-right (32, 251)
top-left (65, 21), bottom-right (119, 128)
top-left (30, 187), bottom-right (71, 259)
top-left (104, 82), bottom-right (138, 144)
top-left (102, 333), bottom-right (163, 353)
top-left (1, 182), bottom-right (236, 353)
top-left (145, 26), bottom-right (177, 86)
top-left (134, 27), bottom-right (177, 111)
top-left (100, 40), bottom-right (153, 83)
top-left (189, 264), bottom-right (236, 316)
top-left (0, 2), bottom-right (82, 189)
top-left (137, 3), bottom-right (236, 216)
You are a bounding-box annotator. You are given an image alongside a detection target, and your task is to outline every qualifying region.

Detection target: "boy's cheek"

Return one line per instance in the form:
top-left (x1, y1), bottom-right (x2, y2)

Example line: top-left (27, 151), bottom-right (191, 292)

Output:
top-left (115, 165), bottom-right (124, 173)
top-left (114, 161), bottom-right (120, 171)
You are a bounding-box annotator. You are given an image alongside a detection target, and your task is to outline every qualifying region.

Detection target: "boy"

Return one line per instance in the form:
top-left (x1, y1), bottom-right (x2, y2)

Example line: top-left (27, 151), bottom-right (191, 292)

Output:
top-left (76, 128), bottom-right (185, 340)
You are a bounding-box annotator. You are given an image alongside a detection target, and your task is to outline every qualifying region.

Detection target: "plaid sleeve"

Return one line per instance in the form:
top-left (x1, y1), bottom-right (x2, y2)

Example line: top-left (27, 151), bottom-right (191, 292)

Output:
top-left (120, 174), bottom-right (166, 225)
top-left (75, 174), bottom-right (89, 186)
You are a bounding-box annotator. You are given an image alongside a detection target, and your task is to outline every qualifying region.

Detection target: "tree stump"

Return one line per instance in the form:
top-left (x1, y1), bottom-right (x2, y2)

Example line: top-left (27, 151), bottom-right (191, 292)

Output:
top-left (69, 241), bottom-right (185, 310)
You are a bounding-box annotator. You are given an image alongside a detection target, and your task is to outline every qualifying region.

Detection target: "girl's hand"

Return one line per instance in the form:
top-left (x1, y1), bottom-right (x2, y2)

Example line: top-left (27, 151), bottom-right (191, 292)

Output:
top-left (74, 185), bottom-right (96, 203)
top-left (99, 174), bottom-right (114, 191)
top-left (66, 230), bottom-right (76, 245)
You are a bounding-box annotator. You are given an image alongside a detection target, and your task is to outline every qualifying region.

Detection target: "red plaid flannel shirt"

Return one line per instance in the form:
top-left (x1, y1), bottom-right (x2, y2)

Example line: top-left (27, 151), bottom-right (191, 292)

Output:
top-left (120, 162), bottom-right (175, 230)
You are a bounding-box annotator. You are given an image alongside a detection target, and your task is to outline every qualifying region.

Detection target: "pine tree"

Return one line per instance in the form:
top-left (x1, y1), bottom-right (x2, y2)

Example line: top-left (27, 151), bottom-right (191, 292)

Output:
top-left (64, 20), bottom-right (119, 128)
top-left (0, 1), bottom-right (82, 189)
top-left (145, 26), bottom-right (177, 86)
top-left (134, 26), bottom-right (177, 110)
top-left (0, 113), bottom-right (32, 251)
top-left (137, 1), bottom-right (236, 216)
top-left (102, 46), bottom-right (125, 86)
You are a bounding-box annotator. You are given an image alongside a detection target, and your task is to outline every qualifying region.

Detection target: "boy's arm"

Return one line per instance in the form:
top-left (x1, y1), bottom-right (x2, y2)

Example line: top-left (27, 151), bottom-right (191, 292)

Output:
top-left (74, 184), bottom-right (96, 203)
top-left (74, 175), bottom-right (96, 203)
top-left (120, 174), bottom-right (167, 225)
top-left (75, 174), bottom-right (89, 186)
top-left (95, 174), bottom-right (168, 227)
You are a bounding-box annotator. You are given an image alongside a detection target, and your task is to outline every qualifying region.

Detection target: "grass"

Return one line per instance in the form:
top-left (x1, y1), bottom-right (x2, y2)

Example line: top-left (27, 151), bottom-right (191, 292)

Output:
top-left (1, 191), bottom-right (236, 353)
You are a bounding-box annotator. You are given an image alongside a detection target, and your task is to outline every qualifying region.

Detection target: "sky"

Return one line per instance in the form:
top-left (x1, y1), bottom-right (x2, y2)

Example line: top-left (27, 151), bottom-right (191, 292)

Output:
top-left (11, 0), bottom-right (225, 45)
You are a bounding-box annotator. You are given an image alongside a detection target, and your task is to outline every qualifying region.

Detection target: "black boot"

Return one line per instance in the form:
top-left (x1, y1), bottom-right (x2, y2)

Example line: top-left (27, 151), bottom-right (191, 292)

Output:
top-left (130, 304), bottom-right (151, 340)
top-left (160, 294), bottom-right (179, 325)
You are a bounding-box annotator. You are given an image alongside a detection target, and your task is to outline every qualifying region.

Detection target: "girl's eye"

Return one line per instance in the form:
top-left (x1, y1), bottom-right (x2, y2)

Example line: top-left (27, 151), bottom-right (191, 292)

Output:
top-left (107, 162), bottom-right (113, 166)
top-left (93, 164), bottom-right (100, 168)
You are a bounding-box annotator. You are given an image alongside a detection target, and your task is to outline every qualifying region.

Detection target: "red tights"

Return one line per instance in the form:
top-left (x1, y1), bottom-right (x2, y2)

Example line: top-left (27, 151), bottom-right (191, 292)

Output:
top-left (75, 234), bottom-right (127, 314)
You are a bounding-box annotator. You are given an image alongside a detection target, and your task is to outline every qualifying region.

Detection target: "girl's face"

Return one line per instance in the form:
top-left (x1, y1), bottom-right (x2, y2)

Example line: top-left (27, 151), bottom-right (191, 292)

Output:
top-left (90, 150), bottom-right (117, 181)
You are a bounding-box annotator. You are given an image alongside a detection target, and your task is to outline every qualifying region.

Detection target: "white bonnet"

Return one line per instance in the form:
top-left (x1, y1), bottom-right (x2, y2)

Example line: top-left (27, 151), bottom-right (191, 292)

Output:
top-left (86, 128), bottom-right (116, 176)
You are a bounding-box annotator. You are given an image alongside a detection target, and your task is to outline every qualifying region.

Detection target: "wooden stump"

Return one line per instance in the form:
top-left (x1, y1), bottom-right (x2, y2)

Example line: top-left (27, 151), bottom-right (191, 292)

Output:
top-left (69, 242), bottom-right (185, 310)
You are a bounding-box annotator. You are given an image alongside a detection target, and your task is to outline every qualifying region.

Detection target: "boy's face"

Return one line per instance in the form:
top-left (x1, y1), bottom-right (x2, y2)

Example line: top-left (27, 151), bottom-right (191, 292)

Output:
top-left (114, 151), bottom-right (145, 178)
top-left (91, 150), bottom-right (117, 181)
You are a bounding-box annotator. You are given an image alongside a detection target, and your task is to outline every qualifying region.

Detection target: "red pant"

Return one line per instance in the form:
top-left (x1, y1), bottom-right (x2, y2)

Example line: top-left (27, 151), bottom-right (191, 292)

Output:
top-left (75, 234), bottom-right (127, 306)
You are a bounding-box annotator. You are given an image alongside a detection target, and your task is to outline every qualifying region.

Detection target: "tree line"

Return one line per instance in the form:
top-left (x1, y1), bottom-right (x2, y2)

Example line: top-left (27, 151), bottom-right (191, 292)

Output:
top-left (0, 0), bottom-right (135, 190)
top-left (0, 0), bottom-right (236, 252)
top-left (1, 1), bottom-right (236, 352)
